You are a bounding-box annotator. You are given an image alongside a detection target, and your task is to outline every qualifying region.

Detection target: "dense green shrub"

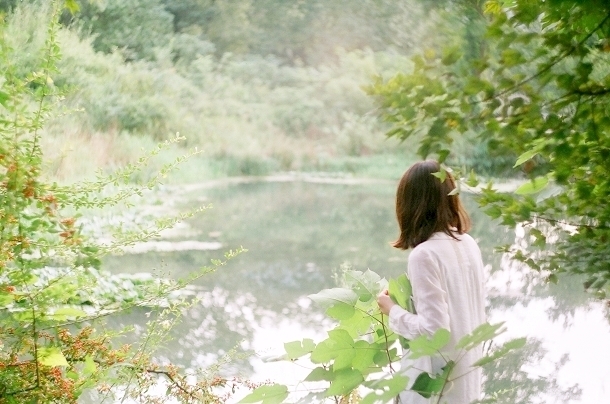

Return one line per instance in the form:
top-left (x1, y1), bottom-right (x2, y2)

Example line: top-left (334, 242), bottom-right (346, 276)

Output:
top-left (76, 0), bottom-right (174, 61)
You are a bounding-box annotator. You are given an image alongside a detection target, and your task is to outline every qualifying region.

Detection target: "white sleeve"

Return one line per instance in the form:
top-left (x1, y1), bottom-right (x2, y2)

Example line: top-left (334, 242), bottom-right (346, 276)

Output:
top-left (388, 248), bottom-right (450, 339)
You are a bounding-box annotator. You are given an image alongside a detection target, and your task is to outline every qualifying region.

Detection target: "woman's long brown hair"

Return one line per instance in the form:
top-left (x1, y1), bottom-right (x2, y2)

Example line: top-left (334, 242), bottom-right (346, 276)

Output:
top-left (393, 160), bottom-right (471, 250)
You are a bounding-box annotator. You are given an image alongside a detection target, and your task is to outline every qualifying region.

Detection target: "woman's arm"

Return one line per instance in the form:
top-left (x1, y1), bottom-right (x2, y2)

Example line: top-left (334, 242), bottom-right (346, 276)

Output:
top-left (378, 248), bottom-right (450, 340)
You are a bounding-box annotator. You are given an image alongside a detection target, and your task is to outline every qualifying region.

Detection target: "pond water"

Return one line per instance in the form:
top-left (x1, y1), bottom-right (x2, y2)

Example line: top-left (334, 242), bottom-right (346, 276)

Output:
top-left (101, 177), bottom-right (610, 403)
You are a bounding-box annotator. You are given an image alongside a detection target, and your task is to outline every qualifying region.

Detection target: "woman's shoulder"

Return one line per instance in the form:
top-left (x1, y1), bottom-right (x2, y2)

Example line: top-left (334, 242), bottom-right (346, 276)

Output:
top-left (456, 232), bottom-right (476, 244)
top-left (428, 230), bottom-right (476, 243)
top-left (413, 231), bottom-right (478, 254)
top-left (409, 239), bottom-right (440, 262)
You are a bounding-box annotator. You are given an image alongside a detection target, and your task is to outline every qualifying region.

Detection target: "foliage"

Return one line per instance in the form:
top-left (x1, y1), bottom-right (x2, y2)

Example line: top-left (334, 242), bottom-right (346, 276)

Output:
top-left (1, 0), bottom-right (451, 183)
top-left (239, 268), bottom-right (526, 403)
top-left (368, 0), bottom-right (610, 297)
top-left (49, 34), bottom-right (412, 178)
top-left (69, 0), bottom-right (452, 65)
top-left (71, 0), bottom-right (174, 61)
top-left (0, 3), bottom-right (248, 403)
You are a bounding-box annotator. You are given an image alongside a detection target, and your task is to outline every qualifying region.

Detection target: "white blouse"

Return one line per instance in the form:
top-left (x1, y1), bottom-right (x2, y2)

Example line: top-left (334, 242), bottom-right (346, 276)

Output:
top-left (389, 232), bottom-right (486, 404)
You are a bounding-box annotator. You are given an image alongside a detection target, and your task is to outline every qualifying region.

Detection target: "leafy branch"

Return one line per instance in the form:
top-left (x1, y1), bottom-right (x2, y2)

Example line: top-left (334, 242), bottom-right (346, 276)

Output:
top-left (239, 268), bottom-right (526, 404)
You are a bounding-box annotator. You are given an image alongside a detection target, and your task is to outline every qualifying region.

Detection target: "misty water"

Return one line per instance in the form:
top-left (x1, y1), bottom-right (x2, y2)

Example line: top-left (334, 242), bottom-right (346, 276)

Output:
top-left (102, 177), bottom-right (610, 403)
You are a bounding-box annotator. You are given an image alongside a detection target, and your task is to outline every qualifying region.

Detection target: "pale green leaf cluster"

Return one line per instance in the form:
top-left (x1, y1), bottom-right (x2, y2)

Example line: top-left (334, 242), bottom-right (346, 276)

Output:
top-left (241, 269), bottom-right (526, 404)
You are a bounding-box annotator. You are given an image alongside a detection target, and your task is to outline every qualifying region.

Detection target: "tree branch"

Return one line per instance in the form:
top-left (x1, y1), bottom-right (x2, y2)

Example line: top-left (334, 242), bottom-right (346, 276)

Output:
top-left (572, 87), bottom-right (610, 96)
top-left (478, 10), bottom-right (610, 104)
top-left (379, 313), bottom-right (396, 373)
top-left (531, 215), bottom-right (610, 231)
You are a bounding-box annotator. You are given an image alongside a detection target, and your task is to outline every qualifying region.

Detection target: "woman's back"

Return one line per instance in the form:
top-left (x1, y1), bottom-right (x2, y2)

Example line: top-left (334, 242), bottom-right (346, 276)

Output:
top-left (408, 232), bottom-right (486, 342)
top-left (404, 232), bottom-right (486, 403)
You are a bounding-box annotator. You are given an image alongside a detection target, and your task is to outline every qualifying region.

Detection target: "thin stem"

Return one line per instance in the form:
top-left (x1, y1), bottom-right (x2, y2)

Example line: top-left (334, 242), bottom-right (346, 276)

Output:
top-left (119, 308), bottom-right (166, 403)
top-left (141, 368), bottom-right (199, 400)
top-left (31, 302), bottom-right (40, 390)
top-left (531, 215), bottom-right (609, 230)
top-left (380, 313), bottom-right (396, 373)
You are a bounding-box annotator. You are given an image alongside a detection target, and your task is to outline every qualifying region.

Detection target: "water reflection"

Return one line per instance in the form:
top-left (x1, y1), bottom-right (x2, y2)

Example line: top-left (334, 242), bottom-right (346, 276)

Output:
top-left (102, 178), bottom-right (609, 403)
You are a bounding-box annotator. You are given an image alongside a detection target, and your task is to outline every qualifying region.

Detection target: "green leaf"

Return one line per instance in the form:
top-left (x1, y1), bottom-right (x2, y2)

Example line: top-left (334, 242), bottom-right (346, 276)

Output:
top-left (339, 306), bottom-right (375, 336)
top-left (547, 273), bottom-right (558, 284)
top-left (514, 149), bottom-right (540, 168)
top-left (13, 311), bottom-right (35, 322)
top-left (0, 90), bottom-right (10, 107)
top-left (388, 274), bottom-right (414, 313)
top-left (514, 176), bottom-right (549, 195)
top-left (456, 322), bottom-right (506, 350)
top-left (66, 370), bottom-right (79, 380)
top-left (284, 339), bottom-right (316, 360)
top-left (410, 361), bottom-right (455, 398)
top-left (411, 54), bottom-right (426, 71)
top-left (361, 375), bottom-right (410, 404)
top-left (408, 329), bottom-right (450, 359)
top-left (304, 367), bottom-right (334, 382)
top-left (84, 355), bottom-right (97, 375)
top-left (326, 303), bottom-right (355, 320)
top-left (310, 329), bottom-right (355, 366)
top-left (0, 292), bottom-right (14, 306)
top-left (431, 169), bottom-right (447, 183)
top-left (484, 205), bottom-right (502, 219)
top-left (441, 46), bottom-right (463, 66)
top-left (63, 0), bottom-right (80, 14)
top-left (38, 347), bottom-right (69, 367)
top-left (238, 384), bottom-right (289, 404)
top-left (501, 48), bottom-right (525, 67)
top-left (373, 348), bottom-right (397, 367)
top-left (309, 288), bottom-right (358, 320)
top-left (473, 337), bottom-right (527, 367)
top-left (464, 77), bottom-right (493, 96)
top-left (343, 270), bottom-right (382, 302)
top-left (325, 368), bottom-right (364, 397)
top-left (351, 340), bottom-right (379, 371)
top-left (437, 149), bottom-right (450, 164)
top-left (50, 307), bottom-right (88, 320)
top-left (483, 0), bottom-right (503, 15)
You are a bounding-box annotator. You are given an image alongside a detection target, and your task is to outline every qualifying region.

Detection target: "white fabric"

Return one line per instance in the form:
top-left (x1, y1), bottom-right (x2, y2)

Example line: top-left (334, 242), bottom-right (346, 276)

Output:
top-left (388, 232), bottom-right (486, 404)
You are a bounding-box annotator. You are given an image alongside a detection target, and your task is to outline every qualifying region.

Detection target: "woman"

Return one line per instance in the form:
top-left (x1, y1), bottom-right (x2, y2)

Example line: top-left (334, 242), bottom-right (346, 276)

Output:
top-left (377, 160), bottom-right (486, 404)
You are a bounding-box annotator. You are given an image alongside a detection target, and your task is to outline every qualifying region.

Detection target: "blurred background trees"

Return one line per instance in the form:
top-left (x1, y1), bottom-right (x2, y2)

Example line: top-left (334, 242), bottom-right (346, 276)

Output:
top-left (0, 0), bottom-right (479, 182)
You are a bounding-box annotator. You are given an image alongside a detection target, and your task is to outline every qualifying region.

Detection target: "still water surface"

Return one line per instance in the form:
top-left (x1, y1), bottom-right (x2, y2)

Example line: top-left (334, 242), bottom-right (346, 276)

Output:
top-left (102, 177), bottom-right (610, 403)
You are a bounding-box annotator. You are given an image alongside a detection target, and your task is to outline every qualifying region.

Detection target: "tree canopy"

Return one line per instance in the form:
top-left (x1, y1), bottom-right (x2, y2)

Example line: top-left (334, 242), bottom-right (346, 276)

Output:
top-left (368, 0), bottom-right (610, 297)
